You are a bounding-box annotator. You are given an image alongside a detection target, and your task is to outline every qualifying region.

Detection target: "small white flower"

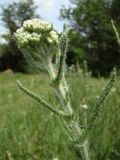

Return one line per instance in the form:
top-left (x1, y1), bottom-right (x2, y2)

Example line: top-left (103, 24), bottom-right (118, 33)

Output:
top-left (50, 31), bottom-right (58, 39)
top-left (47, 31), bottom-right (58, 44)
top-left (81, 104), bottom-right (88, 109)
top-left (111, 87), bottom-right (116, 93)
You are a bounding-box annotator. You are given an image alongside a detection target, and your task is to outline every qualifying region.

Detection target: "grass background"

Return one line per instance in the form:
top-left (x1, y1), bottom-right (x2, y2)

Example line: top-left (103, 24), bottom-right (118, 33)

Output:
top-left (0, 71), bottom-right (120, 160)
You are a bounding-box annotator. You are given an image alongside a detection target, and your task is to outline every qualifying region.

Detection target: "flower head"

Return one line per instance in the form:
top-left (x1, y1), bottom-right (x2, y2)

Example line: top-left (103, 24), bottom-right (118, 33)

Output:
top-left (14, 18), bottom-right (58, 51)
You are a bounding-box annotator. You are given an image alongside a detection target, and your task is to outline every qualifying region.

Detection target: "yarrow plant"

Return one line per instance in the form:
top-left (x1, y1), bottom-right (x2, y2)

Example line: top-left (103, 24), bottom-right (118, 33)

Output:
top-left (14, 18), bottom-right (116, 160)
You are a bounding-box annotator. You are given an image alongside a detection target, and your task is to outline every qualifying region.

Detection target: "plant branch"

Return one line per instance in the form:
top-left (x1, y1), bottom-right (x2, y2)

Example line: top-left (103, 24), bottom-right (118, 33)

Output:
top-left (87, 71), bottom-right (116, 132)
top-left (111, 19), bottom-right (120, 46)
top-left (54, 33), bottom-right (69, 86)
top-left (17, 80), bottom-right (66, 116)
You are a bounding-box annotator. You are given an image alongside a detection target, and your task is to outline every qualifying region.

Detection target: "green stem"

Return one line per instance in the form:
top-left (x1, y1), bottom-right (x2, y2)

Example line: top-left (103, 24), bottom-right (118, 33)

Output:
top-left (74, 139), bottom-right (89, 160)
top-left (111, 19), bottom-right (120, 46)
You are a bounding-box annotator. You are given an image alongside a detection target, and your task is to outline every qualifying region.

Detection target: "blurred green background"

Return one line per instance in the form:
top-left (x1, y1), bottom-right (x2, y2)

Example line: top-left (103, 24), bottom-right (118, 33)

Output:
top-left (0, 72), bottom-right (120, 159)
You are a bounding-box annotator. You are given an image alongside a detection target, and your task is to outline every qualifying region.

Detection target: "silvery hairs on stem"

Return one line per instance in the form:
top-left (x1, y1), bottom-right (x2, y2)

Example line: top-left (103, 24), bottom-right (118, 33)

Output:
top-left (14, 18), bottom-right (116, 160)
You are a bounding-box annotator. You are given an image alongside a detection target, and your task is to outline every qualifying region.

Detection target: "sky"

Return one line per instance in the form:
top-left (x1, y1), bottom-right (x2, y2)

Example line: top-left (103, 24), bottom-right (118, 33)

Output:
top-left (0, 0), bottom-right (71, 41)
top-left (34, 0), bottom-right (71, 32)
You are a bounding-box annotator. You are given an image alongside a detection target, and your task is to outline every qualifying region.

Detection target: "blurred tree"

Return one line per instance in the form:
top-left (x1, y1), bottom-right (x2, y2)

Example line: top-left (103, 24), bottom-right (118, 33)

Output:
top-left (0, 0), bottom-right (39, 72)
top-left (60, 0), bottom-right (120, 76)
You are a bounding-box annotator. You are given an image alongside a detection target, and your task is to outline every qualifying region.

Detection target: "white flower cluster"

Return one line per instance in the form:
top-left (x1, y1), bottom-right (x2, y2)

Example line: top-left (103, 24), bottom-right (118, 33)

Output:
top-left (15, 27), bottom-right (41, 48)
top-left (14, 19), bottom-right (59, 49)
top-left (23, 19), bottom-right (52, 33)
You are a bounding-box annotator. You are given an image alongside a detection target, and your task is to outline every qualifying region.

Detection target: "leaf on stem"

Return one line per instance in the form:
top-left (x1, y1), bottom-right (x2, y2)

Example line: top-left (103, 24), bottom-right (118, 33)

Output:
top-left (17, 80), bottom-right (66, 116)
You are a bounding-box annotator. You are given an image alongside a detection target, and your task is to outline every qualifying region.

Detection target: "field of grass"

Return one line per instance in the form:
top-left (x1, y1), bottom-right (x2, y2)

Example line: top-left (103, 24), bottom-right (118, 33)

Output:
top-left (0, 71), bottom-right (120, 160)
